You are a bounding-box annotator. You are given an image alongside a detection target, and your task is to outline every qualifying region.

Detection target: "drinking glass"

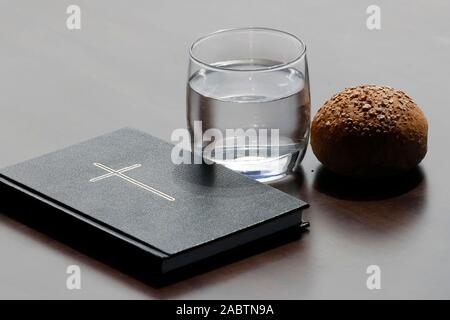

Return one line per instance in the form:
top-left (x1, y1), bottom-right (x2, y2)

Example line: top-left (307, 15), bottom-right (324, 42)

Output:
top-left (187, 27), bottom-right (310, 182)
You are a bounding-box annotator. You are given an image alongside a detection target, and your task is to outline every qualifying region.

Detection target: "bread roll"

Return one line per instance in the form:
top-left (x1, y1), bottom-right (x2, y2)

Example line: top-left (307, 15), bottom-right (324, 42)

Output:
top-left (311, 85), bottom-right (428, 177)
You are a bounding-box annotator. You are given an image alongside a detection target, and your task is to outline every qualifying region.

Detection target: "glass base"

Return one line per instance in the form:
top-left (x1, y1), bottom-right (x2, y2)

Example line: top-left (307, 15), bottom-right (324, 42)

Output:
top-left (205, 152), bottom-right (297, 183)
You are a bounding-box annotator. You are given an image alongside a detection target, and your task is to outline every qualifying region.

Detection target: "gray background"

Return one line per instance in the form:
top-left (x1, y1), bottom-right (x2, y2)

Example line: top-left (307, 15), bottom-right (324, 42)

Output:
top-left (0, 0), bottom-right (449, 299)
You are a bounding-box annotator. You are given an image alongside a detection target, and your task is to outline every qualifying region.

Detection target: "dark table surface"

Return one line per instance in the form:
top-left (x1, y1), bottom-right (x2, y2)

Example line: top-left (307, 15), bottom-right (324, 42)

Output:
top-left (1, 0), bottom-right (449, 299)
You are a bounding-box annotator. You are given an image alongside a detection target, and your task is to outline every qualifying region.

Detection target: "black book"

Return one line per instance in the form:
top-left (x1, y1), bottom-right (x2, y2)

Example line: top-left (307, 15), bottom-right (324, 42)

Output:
top-left (0, 128), bottom-right (308, 282)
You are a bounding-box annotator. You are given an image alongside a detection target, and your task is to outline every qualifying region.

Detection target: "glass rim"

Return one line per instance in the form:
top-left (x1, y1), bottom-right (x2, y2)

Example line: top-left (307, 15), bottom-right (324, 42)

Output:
top-left (189, 27), bottom-right (307, 73)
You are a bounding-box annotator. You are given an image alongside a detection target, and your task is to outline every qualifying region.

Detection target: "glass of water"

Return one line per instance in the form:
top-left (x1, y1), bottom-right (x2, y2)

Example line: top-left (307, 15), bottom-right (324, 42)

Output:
top-left (187, 27), bottom-right (310, 182)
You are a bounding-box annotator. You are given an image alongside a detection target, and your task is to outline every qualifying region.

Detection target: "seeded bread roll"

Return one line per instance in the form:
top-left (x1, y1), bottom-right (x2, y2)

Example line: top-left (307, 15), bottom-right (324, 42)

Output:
top-left (311, 85), bottom-right (428, 177)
